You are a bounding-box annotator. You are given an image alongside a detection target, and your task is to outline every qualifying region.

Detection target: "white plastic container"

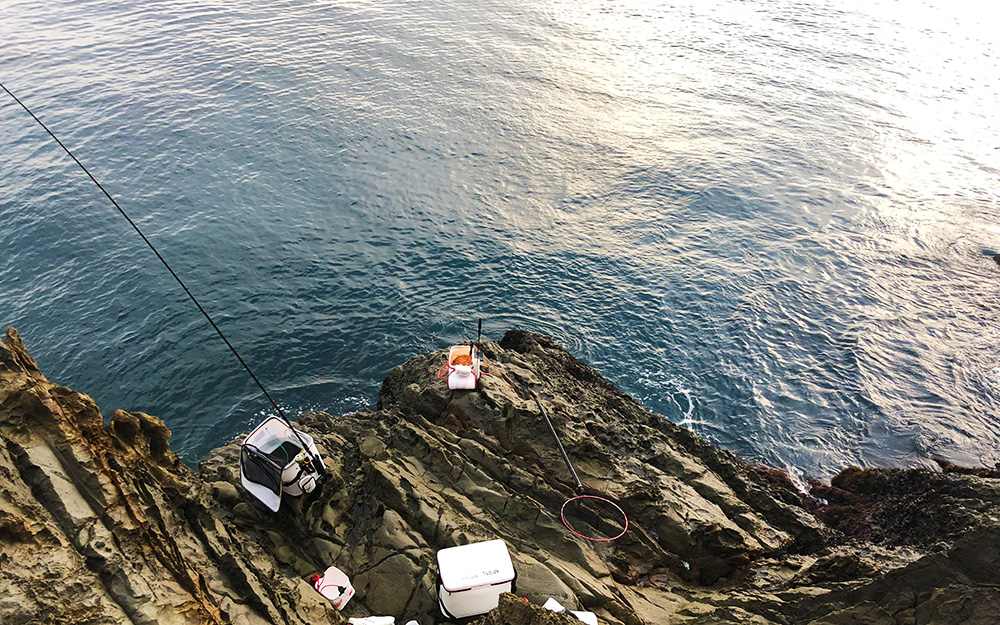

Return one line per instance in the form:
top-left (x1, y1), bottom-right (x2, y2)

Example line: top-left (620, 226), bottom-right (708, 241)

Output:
top-left (313, 566), bottom-right (356, 611)
top-left (446, 345), bottom-right (481, 390)
top-left (436, 539), bottom-right (516, 619)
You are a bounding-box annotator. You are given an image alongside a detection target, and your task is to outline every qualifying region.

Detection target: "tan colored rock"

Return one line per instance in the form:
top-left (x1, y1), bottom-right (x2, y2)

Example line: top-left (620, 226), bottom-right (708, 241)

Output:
top-left (0, 328), bottom-right (343, 625)
top-left (4, 326), bottom-right (1000, 625)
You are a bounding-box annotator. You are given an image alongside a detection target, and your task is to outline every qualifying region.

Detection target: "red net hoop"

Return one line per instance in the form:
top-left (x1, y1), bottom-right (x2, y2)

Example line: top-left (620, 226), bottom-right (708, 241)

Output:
top-left (560, 495), bottom-right (629, 542)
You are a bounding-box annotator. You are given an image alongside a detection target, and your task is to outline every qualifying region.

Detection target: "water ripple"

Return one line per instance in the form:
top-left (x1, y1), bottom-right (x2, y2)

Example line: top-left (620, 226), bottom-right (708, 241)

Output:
top-left (2, 0), bottom-right (999, 477)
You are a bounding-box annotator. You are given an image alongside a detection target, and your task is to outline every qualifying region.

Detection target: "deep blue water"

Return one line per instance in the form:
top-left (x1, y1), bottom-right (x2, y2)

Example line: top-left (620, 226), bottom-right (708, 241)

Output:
top-left (2, 0), bottom-right (999, 479)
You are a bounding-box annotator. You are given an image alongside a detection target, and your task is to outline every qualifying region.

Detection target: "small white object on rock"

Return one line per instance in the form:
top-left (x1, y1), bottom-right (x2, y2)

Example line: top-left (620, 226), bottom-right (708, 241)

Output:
top-left (312, 566), bottom-right (356, 611)
top-left (542, 597), bottom-right (598, 625)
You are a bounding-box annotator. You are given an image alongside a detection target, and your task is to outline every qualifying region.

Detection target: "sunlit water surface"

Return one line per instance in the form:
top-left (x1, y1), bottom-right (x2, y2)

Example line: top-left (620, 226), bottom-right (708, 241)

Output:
top-left (2, 0), bottom-right (999, 478)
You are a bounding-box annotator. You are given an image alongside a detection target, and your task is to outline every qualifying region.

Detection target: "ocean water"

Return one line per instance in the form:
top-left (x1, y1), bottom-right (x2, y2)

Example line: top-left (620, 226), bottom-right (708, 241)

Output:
top-left (2, 0), bottom-right (998, 478)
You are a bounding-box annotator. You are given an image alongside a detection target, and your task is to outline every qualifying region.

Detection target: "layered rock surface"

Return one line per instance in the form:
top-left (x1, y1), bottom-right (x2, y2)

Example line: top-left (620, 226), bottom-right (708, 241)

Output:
top-left (2, 327), bottom-right (999, 625)
top-left (0, 328), bottom-right (339, 625)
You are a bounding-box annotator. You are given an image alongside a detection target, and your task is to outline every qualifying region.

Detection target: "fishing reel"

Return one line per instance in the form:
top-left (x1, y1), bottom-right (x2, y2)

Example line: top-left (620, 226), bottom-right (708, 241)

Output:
top-left (294, 450), bottom-right (312, 471)
top-left (294, 451), bottom-right (318, 493)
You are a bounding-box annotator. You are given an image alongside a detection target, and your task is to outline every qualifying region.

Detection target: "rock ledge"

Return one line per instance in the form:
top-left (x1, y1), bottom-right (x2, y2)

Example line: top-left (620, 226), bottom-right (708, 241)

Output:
top-left (2, 327), bottom-right (999, 625)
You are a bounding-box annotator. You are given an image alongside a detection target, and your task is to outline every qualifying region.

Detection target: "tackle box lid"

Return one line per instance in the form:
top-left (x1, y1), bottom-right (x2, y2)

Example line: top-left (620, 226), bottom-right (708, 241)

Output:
top-left (436, 539), bottom-right (515, 592)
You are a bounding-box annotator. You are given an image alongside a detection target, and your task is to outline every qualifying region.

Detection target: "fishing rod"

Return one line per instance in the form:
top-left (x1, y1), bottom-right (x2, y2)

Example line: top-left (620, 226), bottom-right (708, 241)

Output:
top-left (475, 317), bottom-right (484, 371)
top-left (0, 81), bottom-right (323, 473)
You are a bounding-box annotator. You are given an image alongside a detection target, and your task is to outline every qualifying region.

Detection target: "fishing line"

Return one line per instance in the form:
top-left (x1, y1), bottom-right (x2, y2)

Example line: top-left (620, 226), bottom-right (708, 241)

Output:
top-left (1, 81), bottom-right (322, 470)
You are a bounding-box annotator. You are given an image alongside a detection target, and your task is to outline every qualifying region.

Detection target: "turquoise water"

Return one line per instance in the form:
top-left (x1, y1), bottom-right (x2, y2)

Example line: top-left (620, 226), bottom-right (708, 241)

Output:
top-left (2, 0), bottom-right (998, 478)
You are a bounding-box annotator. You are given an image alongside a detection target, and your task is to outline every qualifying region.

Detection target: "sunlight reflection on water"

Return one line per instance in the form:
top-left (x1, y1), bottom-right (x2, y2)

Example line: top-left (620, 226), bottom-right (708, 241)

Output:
top-left (1, 0), bottom-right (998, 477)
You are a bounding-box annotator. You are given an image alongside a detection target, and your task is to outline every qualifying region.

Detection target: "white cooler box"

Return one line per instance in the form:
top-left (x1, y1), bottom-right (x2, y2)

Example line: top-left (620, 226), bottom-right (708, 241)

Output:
top-left (437, 539), bottom-right (517, 620)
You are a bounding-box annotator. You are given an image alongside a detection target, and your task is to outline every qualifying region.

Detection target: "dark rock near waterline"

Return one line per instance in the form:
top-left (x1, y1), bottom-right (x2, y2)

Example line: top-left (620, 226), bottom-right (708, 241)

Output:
top-left (3, 326), bottom-right (1000, 625)
top-left (807, 464), bottom-right (1000, 547)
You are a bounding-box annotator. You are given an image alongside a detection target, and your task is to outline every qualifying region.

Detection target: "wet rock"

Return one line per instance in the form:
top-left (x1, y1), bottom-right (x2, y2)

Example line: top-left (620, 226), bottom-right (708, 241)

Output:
top-left (808, 465), bottom-right (1000, 545)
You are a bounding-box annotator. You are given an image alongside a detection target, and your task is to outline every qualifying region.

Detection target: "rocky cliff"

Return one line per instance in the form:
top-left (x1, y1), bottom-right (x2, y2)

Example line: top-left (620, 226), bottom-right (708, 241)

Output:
top-left (2, 327), bottom-right (998, 625)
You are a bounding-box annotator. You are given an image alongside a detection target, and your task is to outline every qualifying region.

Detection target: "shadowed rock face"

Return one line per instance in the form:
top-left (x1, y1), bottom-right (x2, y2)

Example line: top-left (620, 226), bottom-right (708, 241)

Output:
top-left (3, 327), bottom-right (1000, 625)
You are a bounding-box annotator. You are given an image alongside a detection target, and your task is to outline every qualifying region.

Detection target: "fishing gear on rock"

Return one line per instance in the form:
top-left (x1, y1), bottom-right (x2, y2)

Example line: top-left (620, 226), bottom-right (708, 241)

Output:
top-left (507, 369), bottom-right (629, 542)
top-left (5, 79), bottom-right (626, 623)
top-left (1, 81), bottom-right (325, 512)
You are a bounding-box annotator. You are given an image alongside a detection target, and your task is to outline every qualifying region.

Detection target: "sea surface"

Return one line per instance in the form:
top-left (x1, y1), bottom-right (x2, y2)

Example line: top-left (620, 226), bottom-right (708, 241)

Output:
top-left (2, 0), bottom-right (998, 479)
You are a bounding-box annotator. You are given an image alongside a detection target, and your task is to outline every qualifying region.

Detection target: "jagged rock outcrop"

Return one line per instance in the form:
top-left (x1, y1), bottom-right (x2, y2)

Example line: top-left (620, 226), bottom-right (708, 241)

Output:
top-left (807, 463), bottom-right (1000, 545)
top-left (0, 327), bottom-right (340, 625)
top-left (3, 326), bottom-right (1000, 625)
